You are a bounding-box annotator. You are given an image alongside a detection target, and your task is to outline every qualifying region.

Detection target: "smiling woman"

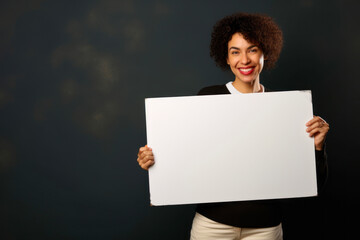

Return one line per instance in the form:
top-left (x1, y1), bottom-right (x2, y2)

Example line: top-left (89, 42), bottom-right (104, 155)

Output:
top-left (137, 12), bottom-right (329, 240)
top-left (209, 13), bottom-right (283, 93)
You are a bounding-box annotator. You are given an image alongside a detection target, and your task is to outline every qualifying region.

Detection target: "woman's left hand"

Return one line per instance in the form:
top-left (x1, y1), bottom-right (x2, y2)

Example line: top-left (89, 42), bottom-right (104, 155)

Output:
top-left (306, 116), bottom-right (330, 151)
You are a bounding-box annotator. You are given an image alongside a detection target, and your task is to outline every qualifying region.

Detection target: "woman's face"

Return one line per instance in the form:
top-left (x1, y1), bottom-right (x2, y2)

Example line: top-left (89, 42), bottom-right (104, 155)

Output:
top-left (227, 33), bottom-right (264, 85)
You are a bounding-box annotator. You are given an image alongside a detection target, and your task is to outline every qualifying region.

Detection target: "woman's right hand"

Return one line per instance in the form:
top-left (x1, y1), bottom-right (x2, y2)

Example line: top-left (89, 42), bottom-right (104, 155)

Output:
top-left (137, 145), bottom-right (155, 170)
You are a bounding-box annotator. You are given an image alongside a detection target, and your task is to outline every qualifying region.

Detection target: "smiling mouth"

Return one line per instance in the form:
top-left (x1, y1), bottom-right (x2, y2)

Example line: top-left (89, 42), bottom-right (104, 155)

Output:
top-left (238, 67), bottom-right (255, 75)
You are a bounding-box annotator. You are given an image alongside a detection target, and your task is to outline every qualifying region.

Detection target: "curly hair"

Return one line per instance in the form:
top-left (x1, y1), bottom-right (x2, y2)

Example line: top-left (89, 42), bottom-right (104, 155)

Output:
top-left (210, 12), bottom-right (283, 70)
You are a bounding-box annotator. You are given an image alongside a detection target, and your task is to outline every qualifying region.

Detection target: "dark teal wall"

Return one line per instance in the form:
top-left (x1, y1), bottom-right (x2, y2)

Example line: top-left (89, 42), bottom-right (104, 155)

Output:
top-left (1, 0), bottom-right (359, 239)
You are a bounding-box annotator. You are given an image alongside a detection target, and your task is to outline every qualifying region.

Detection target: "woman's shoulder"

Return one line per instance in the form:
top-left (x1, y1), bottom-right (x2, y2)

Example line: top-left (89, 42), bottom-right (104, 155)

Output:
top-left (197, 84), bottom-right (230, 95)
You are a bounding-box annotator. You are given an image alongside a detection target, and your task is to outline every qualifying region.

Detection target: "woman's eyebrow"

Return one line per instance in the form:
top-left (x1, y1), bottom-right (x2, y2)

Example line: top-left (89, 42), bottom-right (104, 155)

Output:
top-left (229, 45), bottom-right (257, 50)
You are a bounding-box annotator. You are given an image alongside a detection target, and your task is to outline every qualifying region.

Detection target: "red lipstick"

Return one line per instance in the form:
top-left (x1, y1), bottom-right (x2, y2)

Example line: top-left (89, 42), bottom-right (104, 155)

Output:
top-left (238, 67), bottom-right (255, 75)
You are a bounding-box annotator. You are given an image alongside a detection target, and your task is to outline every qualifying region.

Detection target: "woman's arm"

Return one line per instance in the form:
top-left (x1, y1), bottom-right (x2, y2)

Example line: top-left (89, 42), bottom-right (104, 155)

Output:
top-left (306, 116), bottom-right (330, 192)
top-left (315, 147), bottom-right (328, 191)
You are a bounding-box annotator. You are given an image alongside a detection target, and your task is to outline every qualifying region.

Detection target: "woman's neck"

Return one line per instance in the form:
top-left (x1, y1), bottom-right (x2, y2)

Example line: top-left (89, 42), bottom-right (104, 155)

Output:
top-left (232, 78), bottom-right (262, 93)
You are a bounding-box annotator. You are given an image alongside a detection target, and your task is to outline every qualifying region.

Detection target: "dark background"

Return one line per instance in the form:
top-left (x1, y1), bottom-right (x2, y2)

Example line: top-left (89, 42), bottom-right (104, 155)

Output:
top-left (1, 0), bottom-right (359, 239)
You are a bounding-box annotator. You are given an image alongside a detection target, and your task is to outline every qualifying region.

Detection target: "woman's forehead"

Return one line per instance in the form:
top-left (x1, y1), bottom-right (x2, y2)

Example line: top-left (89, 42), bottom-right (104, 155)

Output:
top-left (228, 33), bottom-right (257, 47)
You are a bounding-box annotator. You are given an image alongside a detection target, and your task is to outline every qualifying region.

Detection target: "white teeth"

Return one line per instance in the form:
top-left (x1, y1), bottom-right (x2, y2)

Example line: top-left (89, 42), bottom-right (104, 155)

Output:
top-left (239, 68), bottom-right (253, 72)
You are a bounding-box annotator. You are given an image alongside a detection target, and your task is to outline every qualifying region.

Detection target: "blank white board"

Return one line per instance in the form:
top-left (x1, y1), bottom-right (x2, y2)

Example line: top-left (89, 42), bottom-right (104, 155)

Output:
top-left (145, 91), bottom-right (317, 206)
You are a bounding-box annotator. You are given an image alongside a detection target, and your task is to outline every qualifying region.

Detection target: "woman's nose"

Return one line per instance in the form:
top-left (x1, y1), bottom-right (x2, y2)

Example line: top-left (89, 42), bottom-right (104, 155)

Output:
top-left (240, 53), bottom-right (250, 65)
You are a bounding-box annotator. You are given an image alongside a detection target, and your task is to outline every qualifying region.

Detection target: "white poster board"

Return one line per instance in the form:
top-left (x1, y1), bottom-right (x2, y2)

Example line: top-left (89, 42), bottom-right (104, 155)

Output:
top-left (145, 91), bottom-right (317, 206)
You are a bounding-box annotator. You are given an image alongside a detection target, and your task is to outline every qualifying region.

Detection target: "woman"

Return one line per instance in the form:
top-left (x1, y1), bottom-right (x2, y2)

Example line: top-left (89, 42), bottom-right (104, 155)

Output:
top-left (137, 12), bottom-right (329, 240)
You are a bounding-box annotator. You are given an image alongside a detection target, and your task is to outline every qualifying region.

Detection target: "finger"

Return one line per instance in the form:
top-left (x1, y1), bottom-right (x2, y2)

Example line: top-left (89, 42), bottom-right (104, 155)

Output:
top-left (308, 127), bottom-right (326, 137)
top-left (137, 155), bottom-right (152, 163)
top-left (141, 155), bottom-right (154, 163)
top-left (139, 145), bottom-right (152, 152)
top-left (138, 155), bottom-right (155, 166)
top-left (141, 159), bottom-right (155, 170)
top-left (139, 150), bottom-right (154, 160)
top-left (138, 145), bottom-right (152, 157)
top-left (137, 147), bottom-right (145, 158)
top-left (306, 116), bottom-right (321, 126)
top-left (138, 146), bottom-right (148, 154)
top-left (309, 122), bottom-right (330, 134)
top-left (306, 121), bottom-right (324, 132)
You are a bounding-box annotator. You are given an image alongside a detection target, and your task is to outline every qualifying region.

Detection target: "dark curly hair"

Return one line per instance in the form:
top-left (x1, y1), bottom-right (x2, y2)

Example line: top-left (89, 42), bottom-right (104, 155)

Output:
top-left (210, 12), bottom-right (283, 70)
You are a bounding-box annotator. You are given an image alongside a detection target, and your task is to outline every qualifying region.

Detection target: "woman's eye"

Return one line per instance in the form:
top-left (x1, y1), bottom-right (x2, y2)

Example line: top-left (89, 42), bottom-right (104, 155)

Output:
top-left (249, 48), bottom-right (258, 53)
top-left (231, 51), bottom-right (239, 55)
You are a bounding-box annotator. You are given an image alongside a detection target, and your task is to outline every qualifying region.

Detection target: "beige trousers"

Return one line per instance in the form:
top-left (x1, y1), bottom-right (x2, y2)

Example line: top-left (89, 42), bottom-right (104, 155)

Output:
top-left (190, 213), bottom-right (283, 240)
